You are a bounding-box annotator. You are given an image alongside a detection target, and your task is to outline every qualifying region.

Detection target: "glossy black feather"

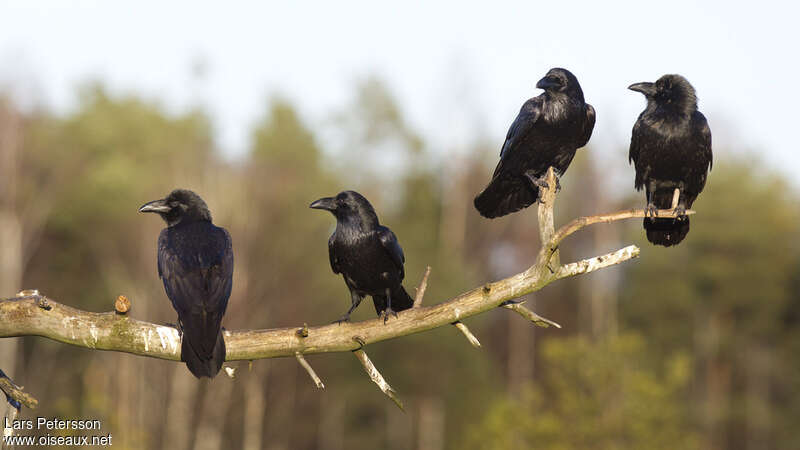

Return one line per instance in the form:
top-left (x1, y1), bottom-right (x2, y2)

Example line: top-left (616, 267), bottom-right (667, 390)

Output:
top-left (629, 74), bottom-right (712, 247)
top-left (313, 191), bottom-right (413, 321)
top-left (142, 189), bottom-right (233, 378)
top-left (475, 68), bottom-right (595, 218)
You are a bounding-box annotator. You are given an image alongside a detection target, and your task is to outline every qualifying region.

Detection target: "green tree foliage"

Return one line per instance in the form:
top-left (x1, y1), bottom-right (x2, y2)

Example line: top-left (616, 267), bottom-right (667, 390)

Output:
top-left (251, 96), bottom-right (320, 170)
top-left (463, 333), bottom-right (698, 450)
top-left (621, 160), bottom-right (800, 449)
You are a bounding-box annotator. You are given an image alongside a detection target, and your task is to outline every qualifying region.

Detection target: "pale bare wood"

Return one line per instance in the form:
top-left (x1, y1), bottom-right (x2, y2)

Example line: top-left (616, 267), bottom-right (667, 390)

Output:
top-left (538, 167), bottom-right (560, 267)
top-left (295, 352), bottom-right (325, 389)
top-left (353, 348), bottom-right (403, 411)
top-left (502, 302), bottom-right (562, 329)
top-left (0, 373), bottom-right (37, 409)
top-left (452, 321), bottom-right (481, 348)
top-left (413, 266), bottom-right (431, 307)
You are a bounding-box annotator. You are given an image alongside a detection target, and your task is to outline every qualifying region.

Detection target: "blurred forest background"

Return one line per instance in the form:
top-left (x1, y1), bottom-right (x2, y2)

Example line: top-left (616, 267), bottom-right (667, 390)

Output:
top-left (1, 74), bottom-right (799, 450)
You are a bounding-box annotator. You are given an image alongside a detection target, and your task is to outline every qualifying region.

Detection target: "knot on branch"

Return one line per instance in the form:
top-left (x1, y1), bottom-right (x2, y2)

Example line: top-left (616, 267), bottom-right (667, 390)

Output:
top-left (115, 295), bottom-right (130, 315)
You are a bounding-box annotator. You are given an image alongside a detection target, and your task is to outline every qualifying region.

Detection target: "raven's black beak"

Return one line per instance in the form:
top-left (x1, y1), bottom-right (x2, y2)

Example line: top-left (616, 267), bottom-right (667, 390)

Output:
top-left (536, 76), bottom-right (560, 90)
top-left (139, 199), bottom-right (171, 214)
top-left (628, 82), bottom-right (656, 96)
top-left (310, 197), bottom-right (337, 212)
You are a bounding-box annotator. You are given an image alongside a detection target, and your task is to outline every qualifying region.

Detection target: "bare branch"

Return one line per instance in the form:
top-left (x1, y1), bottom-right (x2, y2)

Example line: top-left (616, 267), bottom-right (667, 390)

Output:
top-left (0, 372), bottom-right (37, 409)
top-left (543, 208), bottom-right (693, 257)
top-left (352, 348), bottom-right (403, 411)
top-left (413, 266), bottom-right (431, 307)
top-left (0, 243), bottom-right (641, 362)
top-left (115, 295), bottom-right (131, 314)
top-left (554, 245), bottom-right (640, 281)
top-left (502, 301), bottom-right (562, 329)
top-left (538, 167), bottom-right (560, 267)
top-left (295, 352), bottom-right (325, 389)
top-left (452, 321), bottom-right (481, 348)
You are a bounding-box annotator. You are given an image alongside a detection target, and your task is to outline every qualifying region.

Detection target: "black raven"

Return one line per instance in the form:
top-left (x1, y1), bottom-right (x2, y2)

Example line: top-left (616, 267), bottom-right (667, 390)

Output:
top-left (628, 74), bottom-right (712, 246)
top-left (310, 191), bottom-right (413, 323)
top-left (474, 68), bottom-right (595, 218)
top-left (139, 189), bottom-right (233, 378)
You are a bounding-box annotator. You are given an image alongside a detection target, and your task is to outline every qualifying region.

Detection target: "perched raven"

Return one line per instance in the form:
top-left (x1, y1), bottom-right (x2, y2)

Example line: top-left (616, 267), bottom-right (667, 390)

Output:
top-left (139, 189), bottom-right (233, 378)
top-left (310, 191), bottom-right (413, 323)
top-left (474, 68), bottom-right (595, 218)
top-left (628, 74), bottom-right (712, 246)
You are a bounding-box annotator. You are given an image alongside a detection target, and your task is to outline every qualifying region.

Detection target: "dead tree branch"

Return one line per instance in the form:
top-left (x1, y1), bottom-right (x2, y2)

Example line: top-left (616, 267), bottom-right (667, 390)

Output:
top-left (353, 347), bottom-right (403, 411)
top-left (295, 352), bottom-right (325, 389)
top-left (0, 167), bottom-right (679, 407)
top-left (502, 301), bottom-right (561, 329)
top-left (0, 370), bottom-right (37, 409)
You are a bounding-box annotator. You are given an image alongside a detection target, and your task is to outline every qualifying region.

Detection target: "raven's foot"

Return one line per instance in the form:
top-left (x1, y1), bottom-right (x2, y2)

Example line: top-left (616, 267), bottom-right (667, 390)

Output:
top-left (380, 307), bottom-right (398, 324)
top-left (333, 314), bottom-right (352, 325)
top-left (525, 171), bottom-right (550, 190)
top-left (673, 204), bottom-right (686, 219)
top-left (554, 176), bottom-right (562, 193)
top-left (499, 299), bottom-right (524, 307)
top-left (645, 202), bottom-right (658, 218)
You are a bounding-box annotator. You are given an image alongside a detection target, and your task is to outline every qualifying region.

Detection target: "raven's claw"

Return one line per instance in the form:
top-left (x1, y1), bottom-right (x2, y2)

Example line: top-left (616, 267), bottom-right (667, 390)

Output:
top-left (381, 307), bottom-right (398, 324)
top-left (645, 203), bottom-right (658, 218)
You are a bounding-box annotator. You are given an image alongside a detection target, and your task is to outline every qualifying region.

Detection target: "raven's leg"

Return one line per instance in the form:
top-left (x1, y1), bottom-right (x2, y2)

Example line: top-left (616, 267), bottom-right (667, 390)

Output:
top-left (673, 182), bottom-right (687, 219)
top-left (524, 170), bottom-right (550, 190)
top-left (381, 288), bottom-right (398, 324)
top-left (645, 180), bottom-right (658, 218)
top-left (524, 170), bottom-right (550, 203)
top-left (164, 317), bottom-right (183, 337)
top-left (334, 287), bottom-right (363, 324)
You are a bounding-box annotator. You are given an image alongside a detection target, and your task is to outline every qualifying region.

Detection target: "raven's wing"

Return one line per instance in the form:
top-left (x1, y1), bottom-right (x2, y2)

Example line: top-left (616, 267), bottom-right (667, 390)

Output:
top-left (580, 103), bottom-right (596, 147)
top-left (157, 226), bottom-right (233, 316)
top-left (328, 234), bottom-right (340, 274)
top-left (629, 116), bottom-right (643, 166)
top-left (493, 97), bottom-right (542, 176)
top-left (377, 225), bottom-right (405, 280)
top-left (629, 114), bottom-right (654, 191)
top-left (693, 111), bottom-right (713, 171)
top-left (204, 228), bottom-right (234, 314)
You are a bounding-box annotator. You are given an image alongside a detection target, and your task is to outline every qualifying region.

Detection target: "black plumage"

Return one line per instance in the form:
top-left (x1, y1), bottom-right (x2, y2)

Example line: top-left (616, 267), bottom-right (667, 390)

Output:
top-left (474, 68), bottom-right (596, 218)
top-left (628, 74), bottom-right (712, 246)
top-left (310, 191), bottom-right (413, 322)
top-left (140, 189), bottom-right (233, 378)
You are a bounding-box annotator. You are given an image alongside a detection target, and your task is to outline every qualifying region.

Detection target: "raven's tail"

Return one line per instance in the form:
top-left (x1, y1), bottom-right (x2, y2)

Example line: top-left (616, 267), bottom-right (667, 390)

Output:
top-left (474, 175), bottom-right (538, 219)
top-left (181, 312), bottom-right (226, 378)
top-left (644, 216), bottom-right (690, 247)
top-left (644, 190), bottom-right (690, 247)
top-left (391, 285), bottom-right (414, 311)
top-left (372, 285), bottom-right (415, 315)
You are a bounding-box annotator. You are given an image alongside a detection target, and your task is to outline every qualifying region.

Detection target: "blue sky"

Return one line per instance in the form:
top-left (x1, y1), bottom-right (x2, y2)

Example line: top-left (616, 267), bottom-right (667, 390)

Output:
top-left (1, 1), bottom-right (798, 182)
